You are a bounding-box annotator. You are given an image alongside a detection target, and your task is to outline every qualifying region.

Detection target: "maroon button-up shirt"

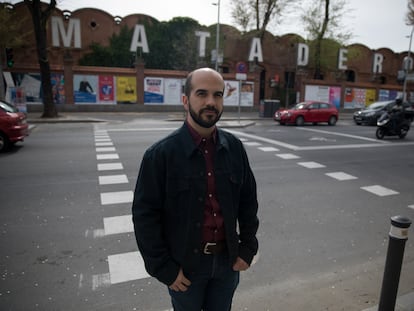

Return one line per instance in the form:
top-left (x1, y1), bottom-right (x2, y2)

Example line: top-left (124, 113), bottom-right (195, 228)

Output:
top-left (186, 122), bottom-right (225, 243)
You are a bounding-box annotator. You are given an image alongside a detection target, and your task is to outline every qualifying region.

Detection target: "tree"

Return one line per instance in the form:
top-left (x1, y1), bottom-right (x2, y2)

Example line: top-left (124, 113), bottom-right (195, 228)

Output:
top-left (301, 0), bottom-right (353, 79)
top-left (79, 26), bottom-right (135, 68)
top-left (407, 0), bottom-right (414, 25)
top-left (230, 0), bottom-right (296, 38)
top-left (24, 0), bottom-right (57, 118)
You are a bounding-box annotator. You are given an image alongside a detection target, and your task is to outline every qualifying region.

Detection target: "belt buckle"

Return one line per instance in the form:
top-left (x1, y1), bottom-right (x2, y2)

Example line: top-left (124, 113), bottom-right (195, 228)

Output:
top-left (203, 242), bottom-right (216, 254)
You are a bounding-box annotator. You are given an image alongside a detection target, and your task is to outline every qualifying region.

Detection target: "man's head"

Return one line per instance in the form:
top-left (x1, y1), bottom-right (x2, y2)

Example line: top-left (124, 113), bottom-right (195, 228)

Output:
top-left (183, 68), bottom-right (225, 134)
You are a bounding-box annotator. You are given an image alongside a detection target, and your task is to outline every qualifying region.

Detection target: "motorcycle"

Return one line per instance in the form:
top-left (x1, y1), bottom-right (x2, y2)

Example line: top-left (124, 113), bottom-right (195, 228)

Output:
top-left (375, 110), bottom-right (410, 139)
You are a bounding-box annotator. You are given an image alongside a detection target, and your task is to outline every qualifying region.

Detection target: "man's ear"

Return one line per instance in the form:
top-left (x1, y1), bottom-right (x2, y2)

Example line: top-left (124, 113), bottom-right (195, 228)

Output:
top-left (182, 95), bottom-right (189, 111)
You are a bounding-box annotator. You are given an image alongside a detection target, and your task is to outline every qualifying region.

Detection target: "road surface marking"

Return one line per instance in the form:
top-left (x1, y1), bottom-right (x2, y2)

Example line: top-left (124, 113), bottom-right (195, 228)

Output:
top-left (258, 146), bottom-right (279, 152)
top-left (104, 215), bottom-right (133, 235)
top-left (297, 161), bottom-right (326, 169)
top-left (95, 142), bottom-right (113, 146)
top-left (360, 185), bottom-right (399, 196)
top-left (99, 174), bottom-right (128, 185)
top-left (97, 162), bottom-right (124, 171)
top-left (100, 191), bottom-right (133, 205)
top-left (325, 172), bottom-right (358, 181)
top-left (96, 147), bottom-right (116, 152)
top-left (97, 153), bottom-right (119, 160)
top-left (276, 153), bottom-right (300, 159)
top-left (243, 141), bottom-right (262, 146)
top-left (108, 251), bottom-right (150, 284)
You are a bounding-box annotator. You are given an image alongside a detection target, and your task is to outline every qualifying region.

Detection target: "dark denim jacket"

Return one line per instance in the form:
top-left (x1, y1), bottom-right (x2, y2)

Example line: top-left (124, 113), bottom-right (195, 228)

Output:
top-left (132, 123), bottom-right (259, 286)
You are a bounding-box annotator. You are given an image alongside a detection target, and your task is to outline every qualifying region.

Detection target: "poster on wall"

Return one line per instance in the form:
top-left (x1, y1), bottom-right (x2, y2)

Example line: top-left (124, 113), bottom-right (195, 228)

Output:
top-left (379, 89), bottom-right (400, 101)
top-left (116, 76), bottom-right (137, 103)
top-left (223, 80), bottom-right (239, 106)
top-left (74, 75), bottom-right (97, 104)
top-left (164, 78), bottom-right (183, 105)
top-left (240, 81), bottom-right (254, 107)
top-left (51, 73), bottom-right (65, 105)
top-left (304, 85), bottom-right (341, 109)
top-left (144, 77), bottom-right (164, 104)
top-left (344, 87), bottom-right (376, 109)
top-left (98, 75), bottom-right (115, 104)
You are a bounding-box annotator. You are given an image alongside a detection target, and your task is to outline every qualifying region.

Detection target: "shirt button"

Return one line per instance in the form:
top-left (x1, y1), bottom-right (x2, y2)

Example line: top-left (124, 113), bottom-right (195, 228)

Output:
top-left (213, 213), bottom-right (217, 217)
top-left (205, 150), bottom-right (208, 154)
top-left (208, 172), bottom-right (212, 177)
top-left (209, 194), bottom-right (212, 198)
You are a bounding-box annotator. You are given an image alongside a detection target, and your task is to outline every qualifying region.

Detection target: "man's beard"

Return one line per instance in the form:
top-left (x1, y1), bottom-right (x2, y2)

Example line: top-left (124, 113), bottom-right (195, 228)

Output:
top-left (189, 102), bottom-right (222, 128)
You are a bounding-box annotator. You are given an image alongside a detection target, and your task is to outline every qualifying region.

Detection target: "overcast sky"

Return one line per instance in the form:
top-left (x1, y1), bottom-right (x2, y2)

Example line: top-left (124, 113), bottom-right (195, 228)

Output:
top-left (9, 0), bottom-right (412, 53)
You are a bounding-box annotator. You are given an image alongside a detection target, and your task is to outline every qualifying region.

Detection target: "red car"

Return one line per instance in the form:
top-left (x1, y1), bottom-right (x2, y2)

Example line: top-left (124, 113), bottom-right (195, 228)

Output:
top-left (0, 100), bottom-right (29, 152)
top-left (274, 101), bottom-right (338, 126)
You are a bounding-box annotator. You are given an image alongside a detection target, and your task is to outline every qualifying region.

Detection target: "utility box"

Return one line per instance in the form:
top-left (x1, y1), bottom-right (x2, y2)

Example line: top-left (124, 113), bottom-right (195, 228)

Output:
top-left (259, 99), bottom-right (280, 118)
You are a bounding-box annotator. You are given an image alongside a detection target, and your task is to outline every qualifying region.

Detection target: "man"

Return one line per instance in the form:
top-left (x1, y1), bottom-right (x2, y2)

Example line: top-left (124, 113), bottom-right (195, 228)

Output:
top-left (132, 67), bottom-right (259, 311)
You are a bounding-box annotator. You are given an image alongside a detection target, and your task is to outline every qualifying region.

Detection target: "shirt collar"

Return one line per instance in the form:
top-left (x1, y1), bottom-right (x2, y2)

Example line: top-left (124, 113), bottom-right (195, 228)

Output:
top-left (185, 121), bottom-right (217, 146)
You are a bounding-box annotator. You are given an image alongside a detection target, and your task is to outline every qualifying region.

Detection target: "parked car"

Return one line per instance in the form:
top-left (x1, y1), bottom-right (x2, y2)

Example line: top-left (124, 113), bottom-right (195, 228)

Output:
top-left (353, 100), bottom-right (394, 125)
top-left (274, 101), bottom-right (338, 126)
top-left (0, 100), bottom-right (29, 152)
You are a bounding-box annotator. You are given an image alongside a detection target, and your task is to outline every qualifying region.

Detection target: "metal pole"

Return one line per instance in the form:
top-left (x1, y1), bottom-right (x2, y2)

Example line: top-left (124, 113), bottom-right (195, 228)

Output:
top-left (403, 26), bottom-right (414, 102)
top-left (378, 215), bottom-right (411, 311)
top-left (215, 0), bottom-right (220, 71)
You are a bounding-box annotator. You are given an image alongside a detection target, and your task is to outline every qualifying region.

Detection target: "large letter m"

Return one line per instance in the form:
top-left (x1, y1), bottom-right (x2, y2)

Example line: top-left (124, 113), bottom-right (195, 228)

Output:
top-left (51, 16), bottom-right (81, 48)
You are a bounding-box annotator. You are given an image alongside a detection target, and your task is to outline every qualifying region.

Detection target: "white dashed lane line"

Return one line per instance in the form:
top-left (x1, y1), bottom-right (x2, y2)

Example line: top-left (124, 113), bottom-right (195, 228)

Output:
top-left (240, 136), bottom-right (411, 204)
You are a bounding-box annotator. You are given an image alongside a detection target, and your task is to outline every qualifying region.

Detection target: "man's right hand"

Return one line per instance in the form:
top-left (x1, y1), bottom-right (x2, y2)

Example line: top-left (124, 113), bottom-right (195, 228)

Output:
top-left (168, 268), bottom-right (191, 292)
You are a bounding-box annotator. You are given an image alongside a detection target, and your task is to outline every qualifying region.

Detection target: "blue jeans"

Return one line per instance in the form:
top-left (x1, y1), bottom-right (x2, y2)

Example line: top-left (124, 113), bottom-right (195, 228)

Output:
top-left (168, 253), bottom-right (240, 311)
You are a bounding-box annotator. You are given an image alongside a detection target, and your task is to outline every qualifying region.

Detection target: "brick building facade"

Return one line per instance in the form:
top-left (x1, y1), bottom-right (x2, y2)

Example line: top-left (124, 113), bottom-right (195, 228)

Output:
top-left (3, 2), bottom-right (411, 112)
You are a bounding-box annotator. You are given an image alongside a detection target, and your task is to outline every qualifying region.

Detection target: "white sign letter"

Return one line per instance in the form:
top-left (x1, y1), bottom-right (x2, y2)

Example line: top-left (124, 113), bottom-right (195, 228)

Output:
top-left (338, 48), bottom-right (348, 70)
top-left (130, 24), bottom-right (149, 53)
top-left (248, 38), bottom-right (263, 62)
top-left (372, 53), bottom-right (383, 73)
top-left (51, 16), bottom-right (81, 48)
top-left (195, 31), bottom-right (210, 57)
top-left (297, 43), bottom-right (309, 66)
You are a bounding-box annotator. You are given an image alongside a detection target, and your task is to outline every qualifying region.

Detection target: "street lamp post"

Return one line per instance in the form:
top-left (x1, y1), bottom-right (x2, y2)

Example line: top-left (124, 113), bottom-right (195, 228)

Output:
top-left (213, 0), bottom-right (221, 71)
top-left (403, 25), bottom-right (414, 102)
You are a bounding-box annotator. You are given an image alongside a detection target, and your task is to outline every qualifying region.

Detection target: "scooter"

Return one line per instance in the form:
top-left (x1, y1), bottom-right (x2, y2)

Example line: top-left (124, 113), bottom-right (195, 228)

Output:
top-left (376, 111), bottom-right (410, 139)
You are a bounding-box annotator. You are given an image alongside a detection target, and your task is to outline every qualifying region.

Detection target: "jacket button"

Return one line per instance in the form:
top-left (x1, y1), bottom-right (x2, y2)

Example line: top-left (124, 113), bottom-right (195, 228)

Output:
top-left (193, 248), bottom-right (199, 254)
top-left (195, 222), bottom-right (201, 227)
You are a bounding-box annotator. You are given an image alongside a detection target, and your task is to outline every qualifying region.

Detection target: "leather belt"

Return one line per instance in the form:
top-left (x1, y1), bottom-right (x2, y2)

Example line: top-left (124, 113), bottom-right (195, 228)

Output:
top-left (202, 241), bottom-right (226, 255)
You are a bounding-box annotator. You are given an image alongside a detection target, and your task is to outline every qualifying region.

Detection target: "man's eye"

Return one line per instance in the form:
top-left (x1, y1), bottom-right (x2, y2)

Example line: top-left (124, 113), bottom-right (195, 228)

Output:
top-left (215, 93), bottom-right (223, 98)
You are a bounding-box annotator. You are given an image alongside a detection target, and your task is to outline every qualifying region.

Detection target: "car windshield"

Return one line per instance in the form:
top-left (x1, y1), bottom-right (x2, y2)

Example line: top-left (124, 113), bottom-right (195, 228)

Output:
top-left (293, 103), bottom-right (307, 110)
top-left (367, 101), bottom-right (392, 110)
top-left (0, 101), bottom-right (18, 113)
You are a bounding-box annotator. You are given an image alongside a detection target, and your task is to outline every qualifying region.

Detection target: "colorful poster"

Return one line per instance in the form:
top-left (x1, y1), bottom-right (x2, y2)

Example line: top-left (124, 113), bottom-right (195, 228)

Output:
top-left (116, 76), bottom-right (137, 102)
top-left (344, 87), bottom-right (376, 108)
top-left (240, 82), bottom-right (254, 107)
top-left (144, 77), bottom-right (164, 104)
top-left (163, 78), bottom-right (182, 105)
top-left (328, 86), bottom-right (341, 109)
top-left (74, 75), bottom-right (97, 103)
top-left (98, 75), bottom-right (115, 103)
top-left (51, 73), bottom-right (65, 105)
top-left (379, 89), bottom-right (401, 101)
top-left (223, 80), bottom-right (239, 106)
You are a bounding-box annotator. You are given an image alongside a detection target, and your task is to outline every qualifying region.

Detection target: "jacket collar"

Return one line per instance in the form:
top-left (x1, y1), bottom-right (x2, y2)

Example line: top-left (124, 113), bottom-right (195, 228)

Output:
top-left (178, 123), bottom-right (229, 158)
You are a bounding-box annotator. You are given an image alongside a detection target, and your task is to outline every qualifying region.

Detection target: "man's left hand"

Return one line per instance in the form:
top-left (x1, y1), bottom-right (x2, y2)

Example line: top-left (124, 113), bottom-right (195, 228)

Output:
top-left (232, 257), bottom-right (249, 271)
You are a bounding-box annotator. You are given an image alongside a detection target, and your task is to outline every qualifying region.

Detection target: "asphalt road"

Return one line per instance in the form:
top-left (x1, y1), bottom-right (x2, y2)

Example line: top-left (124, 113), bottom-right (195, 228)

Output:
top-left (0, 114), bottom-right (413, 311)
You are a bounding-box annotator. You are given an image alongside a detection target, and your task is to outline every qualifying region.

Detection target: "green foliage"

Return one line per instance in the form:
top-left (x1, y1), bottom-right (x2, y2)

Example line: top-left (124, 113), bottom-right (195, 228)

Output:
top-left (79, 17), bottom-right (204, 70)
top-left (79, 26), bottom-right (135, 67)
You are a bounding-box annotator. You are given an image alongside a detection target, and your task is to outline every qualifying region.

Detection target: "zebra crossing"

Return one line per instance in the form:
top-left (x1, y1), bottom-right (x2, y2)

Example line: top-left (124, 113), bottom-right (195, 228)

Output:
top-left (88, 126), bottom-right (413, 292)
top-left (91, 128), bottom-right (149, 291)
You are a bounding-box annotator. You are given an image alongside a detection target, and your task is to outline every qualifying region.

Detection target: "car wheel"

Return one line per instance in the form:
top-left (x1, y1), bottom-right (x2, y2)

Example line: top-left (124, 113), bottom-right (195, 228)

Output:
top-left (328, 116), bottom-right (337, 126)
top-left (295, 116), bottom-right (305, 126)
top-left (0, 132), bottom-right (10, 152)
top-left (376, 128), bottom-right (385, 139)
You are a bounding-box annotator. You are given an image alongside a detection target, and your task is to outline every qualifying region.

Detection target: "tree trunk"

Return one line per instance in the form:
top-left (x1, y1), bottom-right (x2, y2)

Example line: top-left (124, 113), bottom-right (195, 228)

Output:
top-left (25, 0), bottom-right (57, 118)
top-left (314, 0), bottom-right (330, 80)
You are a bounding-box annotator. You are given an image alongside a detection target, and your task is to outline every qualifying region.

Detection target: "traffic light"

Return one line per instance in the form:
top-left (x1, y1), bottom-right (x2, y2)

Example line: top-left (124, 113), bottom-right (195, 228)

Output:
top-left (5, 48), bottom-right (14, 68)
